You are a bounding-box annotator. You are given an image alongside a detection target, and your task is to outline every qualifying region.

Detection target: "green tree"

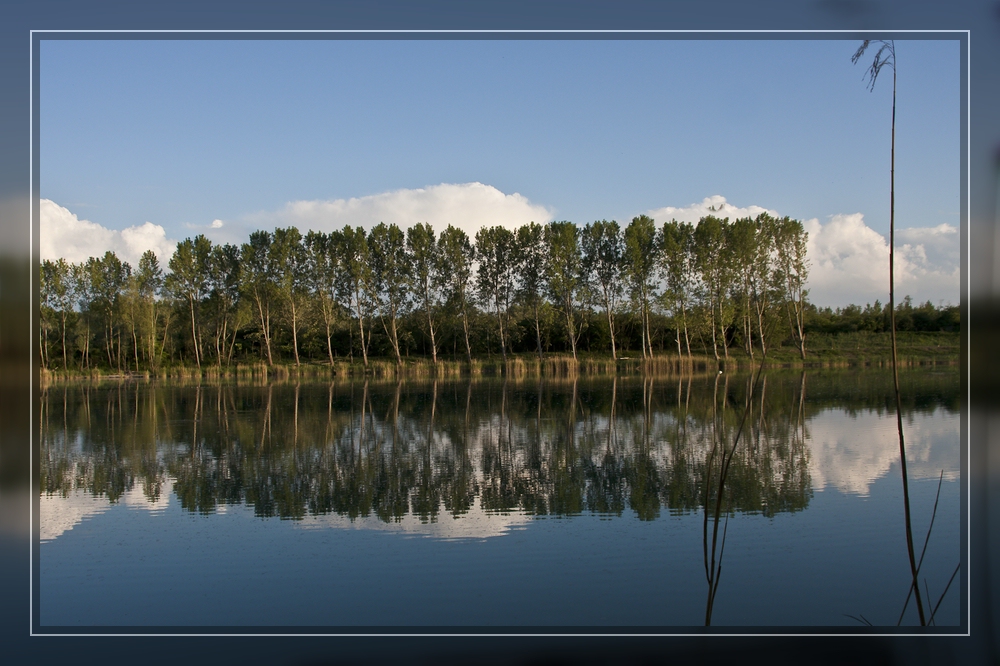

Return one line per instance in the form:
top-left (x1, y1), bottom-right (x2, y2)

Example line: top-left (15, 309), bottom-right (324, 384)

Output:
top-left (475, 226), bottom-right (517, 362)
top-left (659, 220), bottom-right (696, 360)
top-left (39, 262), bottom-right (52, 369)
top-left (623, 215), bottom-right (658, 359)
top-left (368, 222), bottom-right (410, 365)
top-left (407, 223), bottom-right (441, 364)
top-left (545, 221), bottom-right (585, 360)
top-left (581, 220), bottom-right (624, 360)
top-left (693, 216), bottom-right (732, 360)
top-left (515, 222), bottom-right (547, 360)
top-left (774, 217), bottom-right (809, 359)
top-left (333, 226), bottom-right (373, 367)
top-left (40, 259), bottom-right (74, 369)
top-left (89, 251), bottom-right (131, 371)
top-left (70, 261), bottom-right (93, 369)
top-left (271, 227), bottom-right (307, 366)
top-left (167, 235), bottom-right (212, 368)
top-left (206, 243), bottom-right (241, 366)
top-left (304, 230), bottom-right (340, 365)
top-left (438, 225), bottom-right (476, 363)
top-left (135, 250), bottom-right (164, 369)
top-left (240, 230), bottom-right (277, 365)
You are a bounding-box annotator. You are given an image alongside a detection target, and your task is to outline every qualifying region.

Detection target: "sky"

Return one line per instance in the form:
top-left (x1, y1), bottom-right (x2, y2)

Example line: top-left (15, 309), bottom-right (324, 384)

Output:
top-left (39, 37), bottom-right (961, 307)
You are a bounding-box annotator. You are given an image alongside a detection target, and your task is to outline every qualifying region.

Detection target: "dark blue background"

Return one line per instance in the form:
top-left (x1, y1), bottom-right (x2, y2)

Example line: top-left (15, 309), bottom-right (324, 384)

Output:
top-left (2, 1), bottom-right (995, 664)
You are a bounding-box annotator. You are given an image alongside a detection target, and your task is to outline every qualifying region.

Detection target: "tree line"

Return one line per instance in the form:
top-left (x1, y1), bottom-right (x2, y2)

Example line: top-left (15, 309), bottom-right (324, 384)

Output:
top-left (40, 213), bottom-right (815, 372)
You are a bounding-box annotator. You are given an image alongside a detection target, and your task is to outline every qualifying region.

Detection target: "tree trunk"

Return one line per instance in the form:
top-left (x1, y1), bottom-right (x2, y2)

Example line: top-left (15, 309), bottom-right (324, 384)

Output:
top-left (325, 317), bottom-right (335, 366)
top-left (708, 291), bottom-right (719, 361)
top-left (188, 295), bottom-right (201, 368)
top-left (496, 307), bottom-right (507, 363)
top-left (462, 307), bottom-right (473, 363)
top-left (290, 299), bottom-right (300, 366)
top-left (60, 313), bottom-right (68, 369)
top-left (390, 315), bottom-right (402, 365)
top-left (681, 300), bottom-right (692, 360)
top-left (39, 325), bottom-right (46, 370)
top-left (354, 289), bottom-right (368, 368)
top-left (648, 308), bottom-right (655, 357)
top-left (425, 287), bottom-right (437, 364)
top-left (755, 302), bottom-right (767, 357)
top-left (796, 298), bottom-right (807, 360)
top-left (603, 290), bottom-right (616, 361)
top-left (565, 303), bottom-right (577, 361)
top-left (534, 302), bottom-right (543, 361)
top-left (254, 293), bottom-right (273, 366)
top-left (132, 322), bottom-right (139, 372)
top-left (159, 312), bottom-right (170, 368)
top-left (105, 322), bottom-right (114, 368)
top-left (720, 295), bottom-right (729, 360)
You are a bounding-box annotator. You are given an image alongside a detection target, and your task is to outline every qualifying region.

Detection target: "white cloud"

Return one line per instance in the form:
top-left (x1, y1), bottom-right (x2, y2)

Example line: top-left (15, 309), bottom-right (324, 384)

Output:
top-left (40, 199), bottom-right (177, 267)
top-left (804, 214), bottom-right (959, 307)
top-left (240, 182), bottom-right (554, 240)
top-left (806, 407), bottom-right (959, 496)
top-left (40, 490), bottom-right (111, 542)
top-left (644, 195), bottom-right (778, 224)
top-left (640, 196), bottom-right (958, 306)
top-left (42, 191), bottom-right (959, 309)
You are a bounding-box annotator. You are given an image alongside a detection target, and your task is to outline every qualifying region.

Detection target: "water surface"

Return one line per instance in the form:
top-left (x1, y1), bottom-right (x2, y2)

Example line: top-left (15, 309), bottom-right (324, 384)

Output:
top-left (38, 368), bottom-right (962, 629)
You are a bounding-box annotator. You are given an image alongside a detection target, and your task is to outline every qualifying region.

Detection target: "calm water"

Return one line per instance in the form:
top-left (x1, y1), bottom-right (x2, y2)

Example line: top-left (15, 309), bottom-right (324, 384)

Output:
top-left (37, 368), bottom-right (962, 629)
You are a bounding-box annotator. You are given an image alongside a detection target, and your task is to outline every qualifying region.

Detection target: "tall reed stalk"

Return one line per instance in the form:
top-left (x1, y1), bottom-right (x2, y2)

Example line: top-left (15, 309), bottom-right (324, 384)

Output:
top-left (854, 39), bottom-right (925, 625)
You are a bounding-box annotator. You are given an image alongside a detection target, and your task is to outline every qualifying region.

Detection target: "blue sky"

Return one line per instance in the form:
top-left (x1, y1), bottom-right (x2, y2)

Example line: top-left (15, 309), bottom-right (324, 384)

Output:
top-left (39, 37), bottom-right (961, 306)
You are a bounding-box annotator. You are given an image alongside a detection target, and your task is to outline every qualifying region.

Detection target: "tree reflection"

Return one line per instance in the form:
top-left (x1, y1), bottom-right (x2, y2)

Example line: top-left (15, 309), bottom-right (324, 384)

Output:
top-left (39, 371), bottom-right (953, 528)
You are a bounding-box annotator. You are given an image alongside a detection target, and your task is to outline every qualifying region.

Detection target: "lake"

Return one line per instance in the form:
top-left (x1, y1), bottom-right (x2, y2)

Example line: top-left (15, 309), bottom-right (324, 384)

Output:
top-left (37, 367), bottom-right (962, 629)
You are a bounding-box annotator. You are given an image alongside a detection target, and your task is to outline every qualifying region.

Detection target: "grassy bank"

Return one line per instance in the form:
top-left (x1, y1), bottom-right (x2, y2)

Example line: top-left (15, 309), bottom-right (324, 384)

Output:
top-left (38, 331), bottom-right (959, 386)
top-left (765, 330), bottom-right (960, 366)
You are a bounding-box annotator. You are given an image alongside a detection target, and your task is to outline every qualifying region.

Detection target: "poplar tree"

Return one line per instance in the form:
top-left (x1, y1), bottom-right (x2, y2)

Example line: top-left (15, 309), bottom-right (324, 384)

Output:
top-left (659, 220), bottom-right (696, 360)
top-left (774, 217), bottom-right (809, 359)
top-left (167, 235), bottom-right (212, 368)
top-left (41, 258), bottom-right (73, 369)
top-left (368, 222), bottom-right (410, 365)
top-left (334, 226), bottom-right (373, 367)
top-left (693, 216), bottom-right (731, 360)
top-left (475, 226), bottom-right (517, 362)
top-left (135, 250), bottom-right (163, 369)
top-left (304, 230), bottom-right (339, 366)
top-left (545, 221), bottom-right (585, 361)
top-left (272, 227), bottom-right (307, 366)
top-left (407, 222), bottom-right (441, 364)
top-left (623, 215), bottom-right (658, 359)
top-left (581, 219), bottom-right (624, 360)
top-left (207, 243), bottom-right (241, 366)
top-left (438, 225), bottom-right (475, 363)
top-left (515, 222), bottom-right (547, 360)
top-left (240, 230), bottom-right (277, 365)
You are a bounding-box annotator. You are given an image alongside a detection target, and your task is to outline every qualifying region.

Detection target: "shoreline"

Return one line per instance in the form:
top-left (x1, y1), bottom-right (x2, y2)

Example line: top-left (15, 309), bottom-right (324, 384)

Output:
top-left (38, 351), bottom-right (960, 387)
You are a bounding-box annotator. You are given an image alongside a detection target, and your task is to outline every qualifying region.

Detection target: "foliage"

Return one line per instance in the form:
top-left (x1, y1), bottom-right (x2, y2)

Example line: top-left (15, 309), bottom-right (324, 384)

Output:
top-left (38, 215), bottom-right (958, 372)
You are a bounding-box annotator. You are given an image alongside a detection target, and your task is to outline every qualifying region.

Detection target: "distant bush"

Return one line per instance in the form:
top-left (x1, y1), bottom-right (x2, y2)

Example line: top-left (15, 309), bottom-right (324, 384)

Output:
top-left (804, 297), bottom-right (959, 335)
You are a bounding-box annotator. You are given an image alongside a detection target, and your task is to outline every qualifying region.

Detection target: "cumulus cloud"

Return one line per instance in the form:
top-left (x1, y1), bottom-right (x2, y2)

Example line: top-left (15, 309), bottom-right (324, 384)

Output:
top-left (804, 214), bottom-right (958, 307)
top-left (640, 196), bottom-right (958, 306)
top-left (807, 407), bottom-right (959, 496)
top-left (242, 182), bottom-right (554, 240)
top-left (644, 195), bottom-right (778, 224)
top-left (40, 199), bottom-right (177, 267)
